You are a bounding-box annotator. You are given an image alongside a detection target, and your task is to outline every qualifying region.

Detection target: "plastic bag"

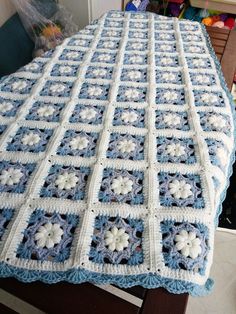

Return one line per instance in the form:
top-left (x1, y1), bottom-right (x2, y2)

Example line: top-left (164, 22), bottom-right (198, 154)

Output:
top-left (10, 0), bottom-right (79, 57)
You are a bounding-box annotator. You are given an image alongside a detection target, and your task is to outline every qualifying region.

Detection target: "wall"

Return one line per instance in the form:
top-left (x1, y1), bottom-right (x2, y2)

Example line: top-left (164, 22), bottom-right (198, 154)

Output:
top-left (0, 0), bottom-right (15, 26)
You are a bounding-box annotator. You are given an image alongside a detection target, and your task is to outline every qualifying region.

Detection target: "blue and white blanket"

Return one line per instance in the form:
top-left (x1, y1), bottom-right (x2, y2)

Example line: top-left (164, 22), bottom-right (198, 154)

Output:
top-left (0, 11), bottom-right (235, 296)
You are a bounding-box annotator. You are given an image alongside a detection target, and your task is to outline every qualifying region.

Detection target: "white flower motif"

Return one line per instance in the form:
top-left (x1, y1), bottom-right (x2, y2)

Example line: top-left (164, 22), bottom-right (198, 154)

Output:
top-left (175, 230), bottom-right (202, 259)
top-left (111, 176), bottom-right (133, 195)
top-left (80, 108), bottom-right (97, 120)
top-left (103, 41), bottom-right (115, 48)
top-left (35, 223), bottom-right (63, 249)
top-left (25, 63), bottom-right (39, 71)
top-left (73, 39), bottom-right (86, 46)
top-left (127, 70), bottom-right (142, 80)
top-left (55, 172), bottom-right (79, 190)
top-left (186, 35), bottom-right (198, 41)
top-left (216, 147), bottom-right (227, 167)
top-left (195, 75), bottom-right (210, 84)
top-left (131, 42), bottom-right (143, 50)
top-left (80, 29), bottom-right (90, 34)
top-left (66, 51), bottom-right (79, 59)
top-left (163, 91), bottom-right (178, 101)
top-left (189, 46), bottom-right (201, 53)
top-left (164, 113), bottom-right (181, 126)
top-left (0, 168), bottom-right (23, 186)
top-left (133, 22), bottom-right (145, 28)
top-left (192, 59), bottom-right (205, 67)
top-left (111, 13), bottom-right (122, 18)
top-left (69, 136), bottom-right (89, 150)
top-left (160, 57), bottom-right (173, 65)
top-left (12, 81), bottom-right (28, 91)
top-left (134, 14), bottom-right (144, 19)
top-left (105, 227), bottom-right (129, 251)
top-left (133, 32), bottom-right (144, 38)
top-left (159, 44), bottom-right (171, 51)
top-left (106, 30), bottom-right (118, 37)
top-left (166, 143), bottom-right (185, 157)
top-left (159, 33), bottom-right (170, 40)
top-left (92, 68), bottom-right (107, 77)
top-left (124, 88), bottom-right (140, 100)
top-left (21, 132), bottom-right (41, 146)
top-left (37, 106), bottom-right (55, 117)
top-left (117, 139), bottom-right (136, 153)
top-left (59, 66), bottom-right (72, 74)
top-left (49, 83), bottom-right (66, 94)
top-left (129, 55), bottom-right (143, 64)
top-left (121, 111), bottom-right (138, 123)
top-left (208, 115), bottom-right (226, 128)
top-left (200, 93), bottom-right (218, 104)
top-left (184, 25), bottom-right (194, 31)
top-left (109, 21), bottom-right (119, 27)
top-left (162, 73), bottom-right (176, 81)
top-left (159, 24), bottom-right (170, 29)
top-left (169, 179), bottom-right (193, 199)
top-left (0, 102), bottom-right (13, 113)
top-left (88, 86), bottom-right (103, 97)
top-left (98, 54), bottom-right (111, 62)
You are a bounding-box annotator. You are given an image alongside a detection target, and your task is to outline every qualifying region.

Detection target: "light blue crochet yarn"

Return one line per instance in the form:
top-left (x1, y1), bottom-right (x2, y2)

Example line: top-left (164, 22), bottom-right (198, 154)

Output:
top-left (26, 101), bottom-right (65, 122)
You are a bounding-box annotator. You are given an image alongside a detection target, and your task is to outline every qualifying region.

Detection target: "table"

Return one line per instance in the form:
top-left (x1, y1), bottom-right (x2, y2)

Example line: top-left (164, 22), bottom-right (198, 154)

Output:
top-left (0, 26), bottom-right (235, 314)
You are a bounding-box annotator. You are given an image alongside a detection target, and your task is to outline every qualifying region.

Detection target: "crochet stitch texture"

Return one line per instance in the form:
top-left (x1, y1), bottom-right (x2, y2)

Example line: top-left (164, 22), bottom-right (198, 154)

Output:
top-left (0, 11), bottom-right (235, 296)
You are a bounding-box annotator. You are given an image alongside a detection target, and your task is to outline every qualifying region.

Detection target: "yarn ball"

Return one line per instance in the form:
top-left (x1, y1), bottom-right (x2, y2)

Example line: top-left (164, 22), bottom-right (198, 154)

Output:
top-left (220, 13), bottom-right (228, 22)
top-left (212, 21), bottom-right (224, 28)
top-left (202, 17), bottom-right (213, 26)
top-left (211, 16), bottom-right (221, 24)
top-left (224, 18), bottom-right (235, 30)
top-left (199, 9), bottom-right (209, 18)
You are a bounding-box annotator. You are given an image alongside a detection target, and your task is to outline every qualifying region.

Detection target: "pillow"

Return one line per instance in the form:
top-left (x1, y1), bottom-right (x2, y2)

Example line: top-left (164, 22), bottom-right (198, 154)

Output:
top-left (0, 14), bottom-right (34, 78)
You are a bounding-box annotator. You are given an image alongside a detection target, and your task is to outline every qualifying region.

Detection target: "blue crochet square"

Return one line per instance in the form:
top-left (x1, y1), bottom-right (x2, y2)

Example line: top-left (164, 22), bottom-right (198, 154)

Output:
top-left (128, 31), bottom-right (148, 39)
top-left (107, 133), bottom-right (145, 160)
top-left (104, 19), bottom-right (124, 28)
top-left (155, 32), bottom-right (176, 41)
top-left (121, 68), bottom-right (147, 83)
top-left (50, 64), bottom-right (79, 77)
top-left (21, 61), bottom-right (46, 74)
top-left (129, 21), bottom-right (148, 29)
top-left (124, 54), bottom-right (148, 65)
top-left (26, 101), bottom-right (65, 122)
top-left (97, 39), bottom-right (120, 50)
top-left (16, 209), bottom-right (79, 263)
top-left (0, 97), bottom-right (24, 117)
top-left (40, 165), bottom-right (90, 201)
top-left (85, 66), bottom-right (114, 80)
top-left (91, 52), bottom-right (117, 64)
top-left (157, 137), bottom-right (196, 164)
top-left (0, 161), bottom-right (36, 194)
top-left (156, 70), bottom-right (183, 85)
top-left (193, 90), bottom-right (225, 107)
top-left (190, 73), bottom-right (216, 86)
top-left (205, 139), bottom-right (228, 170)
top-left (158, 172), bottom-right (205, 208)
top-left (99, 168), bottom-right (144, 205)
top-left (113, 108), bottom-right (145, 128)
top-left (160, 220), bottom-right (209, 275)
top-left (43, 50), bottom-right (54, 58)
top-left (126, 41), bottom-right (148, 51)
top-left (79, 27), bottom-right (96, 36)
top-left (198, 112), bottom-right (231, 136)
top-left (89, 215), bottom-right (144, 265)
top-left (79, 83), bottom-right (110, 100)
top-left (155, 55), bottom-right (179, 67)
top-left (101, 29), bottom-right (122, 38)
top-left (0, 77), bottom-right (37, 95)
top-left (57, 130), bottom-right (99, 157)
top-left (0, 125), bottom-right (7, 136)
top-left (155, 22), bottom-right (174, 30)
top-left (59, 49), bottom-right (85, 62)
top-left (156, 110), bottom-right (190, 131)
top-left (155, 42), bottom-right (177, 53)
top-left (130, 12), bottom-right (148, 20)
top-left (183, 44), bottom-right (206, 54)
top-left (186, 57), bottom-right (211, 70)
top-left (0, 208), bottom-right (14, 240)
top-left (179, 23), bottom-right (200, 32)
top-left (107, 11), bottom-right (125, 18)
top-left (67, 38), bottom-right (91, 48)
top-left (7, 127), bottom-right (54, 153)
top-left (181, 33), bottom-right (202, 43)
top-left (69, 104), bottom-right (105, 125)
top-left (117, 86), bottom-right (147, 103)
top-left (39, 80), bottom-right (74, 97)
top-left (156, 88), bottom-right (185, 105)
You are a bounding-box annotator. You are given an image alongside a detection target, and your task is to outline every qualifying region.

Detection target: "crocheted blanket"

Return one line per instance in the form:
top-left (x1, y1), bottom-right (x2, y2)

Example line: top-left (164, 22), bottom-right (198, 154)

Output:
top-left (0, 11), bottom-right (235, 296)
